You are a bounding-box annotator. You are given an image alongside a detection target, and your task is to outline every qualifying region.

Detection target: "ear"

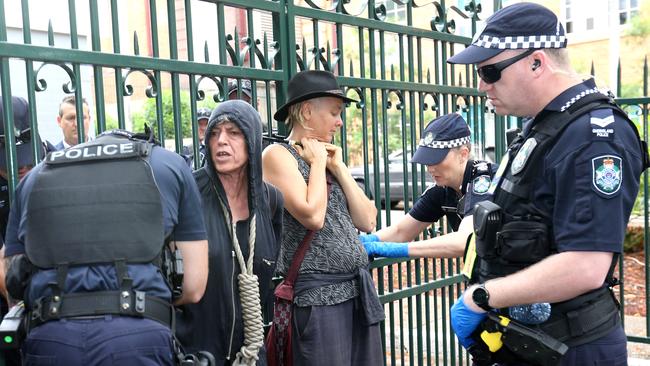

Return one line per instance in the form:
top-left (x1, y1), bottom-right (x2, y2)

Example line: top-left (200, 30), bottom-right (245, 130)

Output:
top-left (300, 101), bottom-right (312, 122)
top-left (531, 59), bottom-right (541, 71)
top-left (529, 50), bottom-right (549, 74)
top-left (458, 145), bottom-right (470, 163)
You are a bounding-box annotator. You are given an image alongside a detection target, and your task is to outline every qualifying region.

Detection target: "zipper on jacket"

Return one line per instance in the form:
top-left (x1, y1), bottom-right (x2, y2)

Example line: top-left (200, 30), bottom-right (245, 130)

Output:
top-left (227, 250), bottom-right (237, 360)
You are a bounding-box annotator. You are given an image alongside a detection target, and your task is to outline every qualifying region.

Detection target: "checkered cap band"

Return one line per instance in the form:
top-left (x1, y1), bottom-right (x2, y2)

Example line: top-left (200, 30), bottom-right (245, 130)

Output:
top-left (419, 135), bottom-right (470, 149)
top-left (474, 35), bottom-right (567, 50)
top-left (559, 87), bottom-right (606, 112)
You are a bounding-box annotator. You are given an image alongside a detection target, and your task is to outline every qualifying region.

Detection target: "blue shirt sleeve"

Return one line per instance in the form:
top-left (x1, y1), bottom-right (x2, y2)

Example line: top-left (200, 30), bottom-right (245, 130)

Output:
top-left (408, 184), bottom-right (452, 223)
top-left (4, 164), bottom-right (42, 257)
top-left (151, 147), bottom-right (207, 241)
top-left (542, 108), bottom-right (643, 253)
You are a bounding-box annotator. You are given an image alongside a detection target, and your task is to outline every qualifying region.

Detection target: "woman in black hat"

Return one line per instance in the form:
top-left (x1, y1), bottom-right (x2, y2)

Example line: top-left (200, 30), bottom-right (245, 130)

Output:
top-left (262, 70), bottom-right (383, 366)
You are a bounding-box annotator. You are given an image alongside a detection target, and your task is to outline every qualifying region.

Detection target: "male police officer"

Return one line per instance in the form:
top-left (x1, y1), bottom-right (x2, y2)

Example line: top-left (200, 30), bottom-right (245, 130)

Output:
top-left (227, 79), bottom-right (254, 104)
top-left (446, 3), bottom-right (648, 365)
top-left (183, 107), bottom-right (212, 169)
top-left (0, 96), bottom-right (46, 238)
top-left (227, 79), bottom-right (280, 150)
top-left (360, 113), bottom-right (496, 259)
top-left (4, 128), bottom-right (209, 365)
top-left (0, 96), bottom-right (46, 366)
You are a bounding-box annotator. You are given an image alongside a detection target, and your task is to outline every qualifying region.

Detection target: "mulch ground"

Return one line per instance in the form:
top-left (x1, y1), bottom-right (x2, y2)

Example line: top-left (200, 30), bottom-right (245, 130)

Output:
top-left (616, 251), bottom-right (647, 317)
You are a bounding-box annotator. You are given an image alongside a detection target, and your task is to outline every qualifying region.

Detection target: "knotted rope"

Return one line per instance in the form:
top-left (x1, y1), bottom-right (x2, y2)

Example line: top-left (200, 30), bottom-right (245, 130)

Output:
top-left (218, 195), bottom-right (264, 366)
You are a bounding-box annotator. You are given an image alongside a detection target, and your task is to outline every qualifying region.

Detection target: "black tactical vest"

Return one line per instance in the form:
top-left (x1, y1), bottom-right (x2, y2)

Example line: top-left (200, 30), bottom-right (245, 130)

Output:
top-left (476, 93), bottom-right (649, 283)
top-left (24, 134), bottom-right (164, 269)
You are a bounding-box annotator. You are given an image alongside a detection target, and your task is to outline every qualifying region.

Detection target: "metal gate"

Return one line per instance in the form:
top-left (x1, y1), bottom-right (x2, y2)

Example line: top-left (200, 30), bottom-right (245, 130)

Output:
top-left (0, 0), bottom-right (648, 365)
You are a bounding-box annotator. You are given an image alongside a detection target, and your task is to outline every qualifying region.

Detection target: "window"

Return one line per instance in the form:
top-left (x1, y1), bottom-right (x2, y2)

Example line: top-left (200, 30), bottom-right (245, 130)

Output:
top-left (378, 0), bottom-right (406, 23)
top-left (619, 0), bottom-right (640, 24)
top-left (565, 0), bottom-right (573, 33)
top-left (586, 17), bottom-right (594, 30)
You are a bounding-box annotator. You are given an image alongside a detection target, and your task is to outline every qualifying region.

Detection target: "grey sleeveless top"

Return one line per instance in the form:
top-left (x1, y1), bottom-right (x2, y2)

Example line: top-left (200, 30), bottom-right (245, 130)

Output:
top-left (276, 143), bottom-right (368, 306)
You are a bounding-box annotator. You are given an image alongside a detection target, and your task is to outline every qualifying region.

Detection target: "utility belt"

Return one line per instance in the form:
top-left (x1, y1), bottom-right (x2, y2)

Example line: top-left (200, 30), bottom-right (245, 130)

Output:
top-left (539, 286), bottom-right (621, 347)
top-left (470, 287), bottom-right (620, 366)
top-left (27, 290), bottom-right (173, 332)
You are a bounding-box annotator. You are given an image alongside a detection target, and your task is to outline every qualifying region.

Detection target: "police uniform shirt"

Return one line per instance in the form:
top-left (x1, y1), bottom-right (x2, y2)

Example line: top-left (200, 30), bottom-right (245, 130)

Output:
top-left (4, 144), bottom-right (207, 304)
top-left (517, 78), bottom-right (643, 253)
top-left (0, 177), bottom-right (9, 238)
top-left (409, 159), bottom-right (496, 230)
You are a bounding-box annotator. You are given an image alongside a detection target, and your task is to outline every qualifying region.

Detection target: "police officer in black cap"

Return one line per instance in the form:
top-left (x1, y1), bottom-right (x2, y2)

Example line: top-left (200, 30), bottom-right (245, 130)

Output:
top-left (447, 3), bottom-right (648, 365)
top-left (0, 96), bottom-right (46, 239)
top-left (196, 107), bottom-right (212, 143)
top-left (227, 79), bottom-right (277, 150)
top-left (359, 113), bottom-right (496, 260)
top-left (4, 127), bottom-right (209, 365)
top-left (183, 107), bottom-right (212, 169)
top-left (0, 96), bottom-right (46, 366)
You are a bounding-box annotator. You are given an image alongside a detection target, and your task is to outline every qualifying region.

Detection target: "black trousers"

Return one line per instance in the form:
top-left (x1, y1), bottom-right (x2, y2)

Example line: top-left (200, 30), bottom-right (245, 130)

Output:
top-left (292, 298), bottom-right (383, 366)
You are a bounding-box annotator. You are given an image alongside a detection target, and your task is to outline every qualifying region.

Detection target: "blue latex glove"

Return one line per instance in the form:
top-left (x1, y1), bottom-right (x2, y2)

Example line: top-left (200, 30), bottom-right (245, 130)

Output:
top-left (359, 233), bottom-right (379, 243)
top-left (450, 293), bottom-right (488, 349)
top-left (363, 241), bottom-right (409, 258)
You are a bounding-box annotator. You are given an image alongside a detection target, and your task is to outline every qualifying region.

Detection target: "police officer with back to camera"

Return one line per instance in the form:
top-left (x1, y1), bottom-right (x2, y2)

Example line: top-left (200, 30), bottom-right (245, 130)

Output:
top-left (3, 127), bottom-right (209, 365)
top-left (359, 113), bottom-right (497, 260)
top-left (446, 2), bottom-right (649, 365)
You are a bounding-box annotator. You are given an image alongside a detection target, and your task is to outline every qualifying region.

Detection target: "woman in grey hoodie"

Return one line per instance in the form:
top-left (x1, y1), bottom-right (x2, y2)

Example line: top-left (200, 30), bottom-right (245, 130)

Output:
top-left (176, 100), bottom-right (283, 366)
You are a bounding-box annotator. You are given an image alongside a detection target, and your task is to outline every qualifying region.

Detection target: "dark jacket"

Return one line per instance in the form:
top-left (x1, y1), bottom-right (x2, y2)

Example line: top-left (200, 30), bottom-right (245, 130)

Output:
top-left (176, 100), bottom-right (283, 365)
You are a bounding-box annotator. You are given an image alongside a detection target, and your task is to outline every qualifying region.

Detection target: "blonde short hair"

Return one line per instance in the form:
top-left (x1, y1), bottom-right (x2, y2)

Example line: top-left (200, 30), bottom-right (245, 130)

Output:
top-left (285, 100), bottom-right (315, 131)
top-left (541, 48), bottom-right (570, 70)
top-left (285, 102), bottom-right (304, 131)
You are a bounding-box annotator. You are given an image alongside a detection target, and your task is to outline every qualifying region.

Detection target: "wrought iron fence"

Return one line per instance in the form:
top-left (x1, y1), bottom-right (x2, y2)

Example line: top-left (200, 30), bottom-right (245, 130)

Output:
top-left (0, 0), bottom-right (648, 365)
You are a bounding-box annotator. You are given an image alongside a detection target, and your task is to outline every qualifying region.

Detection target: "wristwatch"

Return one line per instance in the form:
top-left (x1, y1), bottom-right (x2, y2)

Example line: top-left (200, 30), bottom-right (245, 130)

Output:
top-left (471, 284), bottom-right (492, 312)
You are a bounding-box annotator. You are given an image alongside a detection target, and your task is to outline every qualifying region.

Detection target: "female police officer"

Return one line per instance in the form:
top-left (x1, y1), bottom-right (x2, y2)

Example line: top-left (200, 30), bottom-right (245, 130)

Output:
top-left (360, 113), bottom-right (495, 260)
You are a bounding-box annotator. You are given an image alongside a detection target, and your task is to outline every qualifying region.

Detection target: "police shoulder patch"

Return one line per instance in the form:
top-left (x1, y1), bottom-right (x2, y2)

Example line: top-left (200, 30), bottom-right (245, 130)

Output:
top-left (511, 138), bottom-right (537, 175)
top-left (472, 175), bottom-right (491, 195)
top-left (592, 155), bottom-right (622, 196)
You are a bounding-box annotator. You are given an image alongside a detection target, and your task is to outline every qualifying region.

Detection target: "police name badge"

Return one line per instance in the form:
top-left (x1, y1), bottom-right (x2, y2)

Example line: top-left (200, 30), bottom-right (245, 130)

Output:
top-left (488, 153), bottom-right (509, 195)
top-left (511, 138), bottom-right (537, 175)
top-left (592, 155), bottom-right (622, 195)
top-left (472, 175), bottom-right (491, 195)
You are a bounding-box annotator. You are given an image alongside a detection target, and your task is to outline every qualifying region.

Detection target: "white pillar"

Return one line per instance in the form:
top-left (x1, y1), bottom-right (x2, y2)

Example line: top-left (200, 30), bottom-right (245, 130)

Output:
top-left (608, 0), bottom-right (620, 94)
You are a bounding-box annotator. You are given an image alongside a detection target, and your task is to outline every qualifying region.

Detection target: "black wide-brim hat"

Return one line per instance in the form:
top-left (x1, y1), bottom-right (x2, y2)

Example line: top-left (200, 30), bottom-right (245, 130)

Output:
top-left (274, 70), bottom-right (357, 122)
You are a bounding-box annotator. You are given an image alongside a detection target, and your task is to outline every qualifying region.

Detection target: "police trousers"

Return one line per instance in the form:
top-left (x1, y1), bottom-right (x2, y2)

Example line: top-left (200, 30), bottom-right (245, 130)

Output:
top-left (22, 315), bottom-right (174, 366)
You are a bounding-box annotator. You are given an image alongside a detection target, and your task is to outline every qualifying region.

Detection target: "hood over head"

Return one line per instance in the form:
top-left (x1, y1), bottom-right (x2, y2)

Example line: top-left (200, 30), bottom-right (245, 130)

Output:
top-left (203, 100), bottom-right (264, 210)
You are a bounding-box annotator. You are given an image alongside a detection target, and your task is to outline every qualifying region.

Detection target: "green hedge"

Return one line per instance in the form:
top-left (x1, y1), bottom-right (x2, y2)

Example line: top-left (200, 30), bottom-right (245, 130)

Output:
top-left (625, 225), bottom-right (646, 253)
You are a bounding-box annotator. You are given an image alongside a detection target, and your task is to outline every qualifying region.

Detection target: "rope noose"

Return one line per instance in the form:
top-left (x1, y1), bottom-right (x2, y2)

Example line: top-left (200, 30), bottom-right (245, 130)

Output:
top-left (218, 195), bottom-right (264, 366)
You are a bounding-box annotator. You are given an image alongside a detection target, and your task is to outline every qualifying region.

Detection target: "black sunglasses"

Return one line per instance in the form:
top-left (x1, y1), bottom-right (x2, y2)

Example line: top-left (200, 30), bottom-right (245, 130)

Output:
top-left (476, 49), bottom-right (535, 84)
top-left (0, 128), bottom-right (32, 146)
